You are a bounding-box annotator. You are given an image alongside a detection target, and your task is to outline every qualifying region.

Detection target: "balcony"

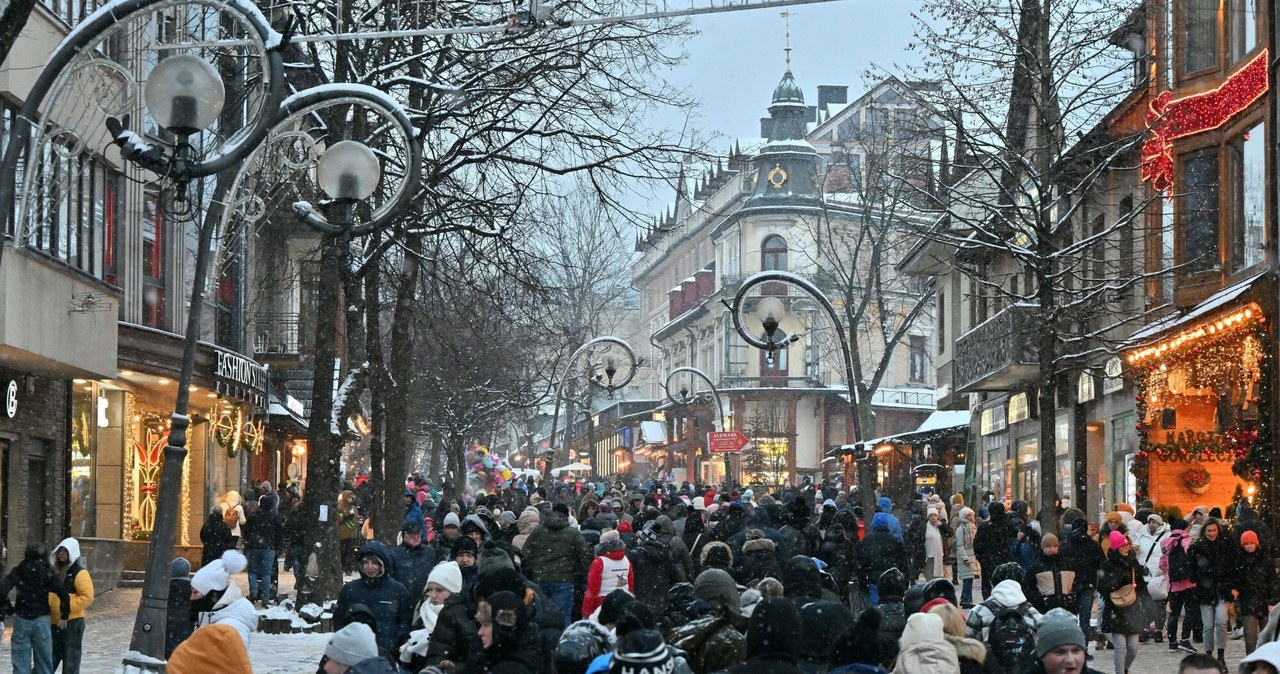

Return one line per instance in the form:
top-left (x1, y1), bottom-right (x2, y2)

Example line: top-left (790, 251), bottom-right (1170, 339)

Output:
top-left (253, 313), bottom-right (308, 357)
top-left (954, 303), bottom-right (1039, 392)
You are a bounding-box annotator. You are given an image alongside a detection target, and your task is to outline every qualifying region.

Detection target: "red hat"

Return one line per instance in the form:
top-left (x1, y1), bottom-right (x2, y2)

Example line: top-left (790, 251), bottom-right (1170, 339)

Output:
top-left (1242, 530), bottom-right (1260, 547)
top-left (618, 520), bottom-right (633, 533)
top-left (921, 597), bottom-right (952, 614)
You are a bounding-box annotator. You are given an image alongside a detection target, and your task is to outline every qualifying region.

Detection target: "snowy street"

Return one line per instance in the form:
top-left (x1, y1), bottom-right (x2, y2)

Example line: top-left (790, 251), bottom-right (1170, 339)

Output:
top-left (0, 571), bottom-right (331, 673)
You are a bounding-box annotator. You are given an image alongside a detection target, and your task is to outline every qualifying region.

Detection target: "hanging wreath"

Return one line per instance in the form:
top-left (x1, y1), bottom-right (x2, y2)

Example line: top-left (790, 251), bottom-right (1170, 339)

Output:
top-left (212, 405), bottom-right (264, 457)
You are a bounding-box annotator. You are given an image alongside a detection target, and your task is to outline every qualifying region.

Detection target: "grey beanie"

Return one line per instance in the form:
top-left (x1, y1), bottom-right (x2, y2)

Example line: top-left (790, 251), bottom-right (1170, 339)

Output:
top-left (1035, 608), bottom-right (1086, 658)
top-left (170, 557), bottom-right (191, 578)
top-left (325, 623), bottom-right (379, 666)
top-left (694, 568), bottom-right (741, 616)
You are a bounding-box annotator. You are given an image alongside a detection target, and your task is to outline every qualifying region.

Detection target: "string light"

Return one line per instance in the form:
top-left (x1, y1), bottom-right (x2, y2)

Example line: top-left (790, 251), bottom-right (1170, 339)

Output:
top-left (1141, 49), bottom-right (1269, 191)
top-left (1127, 303), bottom-right (1264, 366)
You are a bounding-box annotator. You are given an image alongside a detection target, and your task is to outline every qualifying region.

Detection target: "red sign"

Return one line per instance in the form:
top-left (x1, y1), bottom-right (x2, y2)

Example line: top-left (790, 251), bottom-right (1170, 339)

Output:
top-left (707, 431), bottom-right (751, 454)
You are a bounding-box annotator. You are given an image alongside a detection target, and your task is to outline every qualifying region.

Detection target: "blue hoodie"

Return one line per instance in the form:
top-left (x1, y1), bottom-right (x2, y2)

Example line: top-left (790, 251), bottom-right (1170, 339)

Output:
top-left (876, 498), bottom-right (903, 541)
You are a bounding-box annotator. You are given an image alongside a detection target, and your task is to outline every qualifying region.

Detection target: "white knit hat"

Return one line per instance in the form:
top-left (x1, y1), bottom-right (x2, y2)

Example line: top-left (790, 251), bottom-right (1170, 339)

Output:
top-left (443, 512), bottom-right (461, 528)
top-left (325, 623), bottom-right (378, 666)
top-left (191, 550), bottom-right (247, 596)
top-left (899, 612), bottom-right (946, 648)
top-left (427, 561), bottom-right (463, 594)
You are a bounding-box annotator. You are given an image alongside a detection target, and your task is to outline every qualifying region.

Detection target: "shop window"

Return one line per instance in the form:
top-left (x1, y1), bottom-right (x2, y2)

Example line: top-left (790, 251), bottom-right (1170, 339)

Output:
top-left (1078, 372), bottom-right (1096, 403)
top-left (1008, 394), bottom-right (1030, 424)
top-left (1177, 149), bottom-right (1220, 275)
top-left (1110, 412), bottom-right (1138, 506)
top-left (1229, 122), bottom-right (1265, 273)
top-left (1016, 435), bottom-right (1039, 507)
top-left (980, 404), bottom-right (1007, 435)
top-left (1179, 0), bottom-right (1219, 78)
top-left (909, 335), bottom-right (927, 383)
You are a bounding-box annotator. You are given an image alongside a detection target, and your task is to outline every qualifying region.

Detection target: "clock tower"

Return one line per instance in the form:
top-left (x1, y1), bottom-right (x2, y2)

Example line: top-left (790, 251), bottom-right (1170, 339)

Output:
top-left (743, 69), bottom-right (822, 212)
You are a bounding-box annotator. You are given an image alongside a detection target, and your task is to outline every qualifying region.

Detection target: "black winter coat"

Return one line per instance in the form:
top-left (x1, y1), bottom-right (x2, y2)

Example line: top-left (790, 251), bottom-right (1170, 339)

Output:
top-left (739, 539), bottom-right (783, 585)
top-left (1236, 548), bottom-right (1276, 618)
top-left (244, 508), bottom-right (282, 550)
top-left (423, 592), bottom-right (481, 671)
top-left (973, 517), bottom-right (1016, 571)
top-left (859, 527), bottom-right (908, 585)
top-left (630, 541), bottom-right (682, 614)
top-left (1189, 535), bottom-right (1239, 604)
top-left (1098, 549), bottom-right (1147, 634)
top-left (1023, 553), bottom-right (1078, 613)
top-left (200, 515), bottom-right (234, 566)
top-left (165, 576), bottom-right (193, 658)
top-left (0, 556), bottom-right (69, 620)
top-left (780, 521), bottom-right (819, 558)
top-left (1060, 525), bottom-right (1103, 591)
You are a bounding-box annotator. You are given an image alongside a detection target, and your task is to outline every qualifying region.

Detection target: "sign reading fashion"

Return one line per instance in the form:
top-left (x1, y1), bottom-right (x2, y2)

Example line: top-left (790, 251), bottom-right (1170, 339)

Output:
top-left (216, 351), bottom-right (266, 390)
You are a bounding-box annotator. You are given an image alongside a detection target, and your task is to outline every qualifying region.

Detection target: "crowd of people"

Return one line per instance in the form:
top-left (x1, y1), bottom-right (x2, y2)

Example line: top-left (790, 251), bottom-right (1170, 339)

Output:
top-left (11, 472), bottom-right (1280, 674)
top-left (160, 475), bottom-right (1280, 674)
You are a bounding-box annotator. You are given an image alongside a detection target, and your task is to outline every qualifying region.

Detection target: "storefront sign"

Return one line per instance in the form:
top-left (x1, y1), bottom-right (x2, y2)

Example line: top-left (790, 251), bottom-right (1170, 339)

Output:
top-left (285, 395), bottom-right (305, 418)
top-left (213, 350), bottom-right (267, 407)
top-left (4, 380), bottom-right (16, 418)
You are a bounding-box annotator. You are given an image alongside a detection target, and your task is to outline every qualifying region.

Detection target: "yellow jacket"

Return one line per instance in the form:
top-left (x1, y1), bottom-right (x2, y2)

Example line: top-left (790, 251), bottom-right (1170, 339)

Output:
top-left (48, 538), bottom-right (94, 621)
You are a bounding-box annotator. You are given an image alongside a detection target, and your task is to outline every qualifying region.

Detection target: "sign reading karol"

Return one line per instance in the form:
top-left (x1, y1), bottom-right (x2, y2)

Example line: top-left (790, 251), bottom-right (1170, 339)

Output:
top-left (707, 431), bottom-right (750, 453)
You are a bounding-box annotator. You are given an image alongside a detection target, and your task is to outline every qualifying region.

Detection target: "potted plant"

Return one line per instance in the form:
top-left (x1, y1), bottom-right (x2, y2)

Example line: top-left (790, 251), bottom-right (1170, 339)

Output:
top-left (1183, 466), bottom-right (1212, 495)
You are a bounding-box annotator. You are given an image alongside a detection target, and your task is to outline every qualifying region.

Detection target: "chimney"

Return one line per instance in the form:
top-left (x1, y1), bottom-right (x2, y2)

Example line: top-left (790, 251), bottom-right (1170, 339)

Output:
top-left (816, 85), bottom-right (848, 114)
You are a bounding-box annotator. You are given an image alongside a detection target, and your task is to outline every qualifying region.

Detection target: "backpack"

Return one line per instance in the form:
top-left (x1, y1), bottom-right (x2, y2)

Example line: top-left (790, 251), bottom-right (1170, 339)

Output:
top-left (985, 601), bottom-right (1035, 673)
top-left (223, 506), bottom-right (239, 530)
top-left (1167, 539), bottom-right (1192, 582)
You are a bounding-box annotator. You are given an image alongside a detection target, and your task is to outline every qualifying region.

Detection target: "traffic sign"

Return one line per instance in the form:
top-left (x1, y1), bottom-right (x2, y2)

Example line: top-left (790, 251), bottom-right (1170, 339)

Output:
top-left (707, 431), bottom-right (751, 453)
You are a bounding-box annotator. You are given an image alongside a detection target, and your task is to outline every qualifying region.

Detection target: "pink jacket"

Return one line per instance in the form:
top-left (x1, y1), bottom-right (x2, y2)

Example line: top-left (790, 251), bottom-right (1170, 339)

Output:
top-left (1160, 530), bottom-right (1195, 593)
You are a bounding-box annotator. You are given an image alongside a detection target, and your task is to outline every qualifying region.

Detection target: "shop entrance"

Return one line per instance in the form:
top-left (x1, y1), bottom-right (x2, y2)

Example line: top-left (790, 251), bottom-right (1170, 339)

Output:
top-left (26, 452), bottom-right (47, 550)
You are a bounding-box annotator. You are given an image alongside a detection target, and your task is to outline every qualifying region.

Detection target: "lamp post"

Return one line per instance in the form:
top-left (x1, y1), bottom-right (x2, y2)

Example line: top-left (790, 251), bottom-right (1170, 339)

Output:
top-left (663, 366), bottom-right (724, 485)
top-left (544, 337), bottom-right (640, 480)
top-left (725, 270), bottom-right (872, 512)
top-left (0, 1), bottom-right (289, 663)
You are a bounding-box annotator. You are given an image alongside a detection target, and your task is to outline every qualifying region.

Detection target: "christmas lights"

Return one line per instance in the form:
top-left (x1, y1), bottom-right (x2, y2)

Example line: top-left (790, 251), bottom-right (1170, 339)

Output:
top-left (1127, 303), bottom-right (1264, 366)
top-left (1141, 49), bottom-right (1270, 192)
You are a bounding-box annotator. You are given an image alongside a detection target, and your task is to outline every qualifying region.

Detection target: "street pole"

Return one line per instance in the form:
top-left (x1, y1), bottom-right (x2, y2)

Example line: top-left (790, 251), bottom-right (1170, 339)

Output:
top-left (725, 270), bottom-right (870, 512)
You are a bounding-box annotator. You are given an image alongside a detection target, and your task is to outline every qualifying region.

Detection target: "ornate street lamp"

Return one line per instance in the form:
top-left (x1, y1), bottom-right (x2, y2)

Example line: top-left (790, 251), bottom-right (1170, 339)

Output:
top-left (725, 270), bottom-right (871, 511)
top-left (664, 366), bottom-right (726, 484)
top-left (544, 337), bottom-right (640, 479)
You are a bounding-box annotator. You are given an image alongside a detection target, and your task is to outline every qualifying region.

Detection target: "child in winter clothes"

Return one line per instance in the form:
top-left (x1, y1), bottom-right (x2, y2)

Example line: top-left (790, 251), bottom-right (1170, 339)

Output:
top-left (1237, 530), bottom-right (1278, 655)
top-left (1023, 533), bottom-right (1078, 614)
top-left (582, 530), bottom-right (632, 618)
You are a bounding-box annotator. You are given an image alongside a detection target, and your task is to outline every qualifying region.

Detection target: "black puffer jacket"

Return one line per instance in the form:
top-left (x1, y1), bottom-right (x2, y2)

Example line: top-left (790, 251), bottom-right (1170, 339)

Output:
top-left (739, 538), bottom-right (782, 585)
top-left (423, 592), bottom-right (481, 671)
top-left (973, 505), bottom-right (1016, 572)
top-left (1189, 533), bottom-right (1239, 604)
top-left (0, 550), bottom-right (69, 620)
top-left (200, 514), bottom-right (233, 567)
top-left (859, 520), bottom-right (908, 586)
top-left (1060, 519), bottom-right (1103, 591)
top-left (1236, 547), bottom-right (1277, 618)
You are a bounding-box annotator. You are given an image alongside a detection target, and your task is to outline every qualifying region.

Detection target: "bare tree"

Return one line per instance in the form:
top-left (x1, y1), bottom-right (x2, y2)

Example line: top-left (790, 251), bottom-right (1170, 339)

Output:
top-left (0, 0), bottom-right (36, 67)
top-left (908, 0), bottom-right (1155, 528)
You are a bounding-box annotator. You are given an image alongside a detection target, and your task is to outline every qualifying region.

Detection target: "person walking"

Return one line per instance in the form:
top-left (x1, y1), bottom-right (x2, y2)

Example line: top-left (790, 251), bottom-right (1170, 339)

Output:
top-left (1237, 530), bottom-right (1277, 655)
top-left (219, 491), bottom-right (247, 549)
top-left (954, 507), bottom-right (978, 608)
top-left (0, 544), bottom-right (69, 674)
top-left (974, 502), bottom-right (1016, 599)
top-left (48, 538), bottom-right (93, 674)
top-left (200, 507), bottom-right (233, 568)
top-left (1188, 517), bottom-right (1238, 671)
top-left (521, 503), bottom-right (591, 622)
top-left (1099, 531), bottom-right (1147, 674)
top-left (243, 493), bottom-right (282, 605)
top-left (923, 508), bottom-right (947, 581)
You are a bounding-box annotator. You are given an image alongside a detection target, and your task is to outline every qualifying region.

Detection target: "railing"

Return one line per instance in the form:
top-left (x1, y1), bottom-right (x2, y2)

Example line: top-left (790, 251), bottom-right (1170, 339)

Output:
top-left (954, 303), bottom-right (1039, 392)
top-left (253, 313), bottom-right (307, 355)
top-left (870, 388), bottom-right (935, 407)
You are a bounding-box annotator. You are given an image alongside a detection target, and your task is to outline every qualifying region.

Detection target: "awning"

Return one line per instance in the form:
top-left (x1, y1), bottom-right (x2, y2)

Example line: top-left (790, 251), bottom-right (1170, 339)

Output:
top-left (1128, 271), bottom-right (1267, 345)
top-left (266, 393), bottom-right (308, 431)
top-left (829, 409), bottom-right (971, 457)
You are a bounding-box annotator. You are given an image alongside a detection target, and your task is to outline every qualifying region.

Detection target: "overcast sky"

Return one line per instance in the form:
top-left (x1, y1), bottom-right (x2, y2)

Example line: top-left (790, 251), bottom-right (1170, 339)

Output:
top-left (634, 1), bottom-right (922, 212)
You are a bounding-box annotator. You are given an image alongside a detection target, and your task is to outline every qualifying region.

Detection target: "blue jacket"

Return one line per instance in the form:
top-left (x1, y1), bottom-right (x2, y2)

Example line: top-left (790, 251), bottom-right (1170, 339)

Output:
top-left (389, 541), bottom-right (436, 601)
top-left (876, 498), bottom-right (903, 540)
top-left (335, 541), bottom-right (414, 651)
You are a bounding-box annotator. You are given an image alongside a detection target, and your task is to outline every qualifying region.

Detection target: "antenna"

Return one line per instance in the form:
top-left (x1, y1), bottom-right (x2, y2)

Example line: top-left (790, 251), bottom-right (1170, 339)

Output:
top-left (781, 10), bottom-right (792, 73)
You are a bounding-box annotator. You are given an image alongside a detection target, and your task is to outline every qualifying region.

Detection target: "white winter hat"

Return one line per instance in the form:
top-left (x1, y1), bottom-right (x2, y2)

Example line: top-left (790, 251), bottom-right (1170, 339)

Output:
top-left (428, 561), bottom-right (463, 594)
top-left (899, 612), bottom-right (946, 648)
top-left (325, 623), bottom-right (378, 666)
top-left (443, 512), bottom-right (461, 528)
top-left (692, 497), bottom-right (706, 511)
top-left (191, 550), bottom-right (247, 596)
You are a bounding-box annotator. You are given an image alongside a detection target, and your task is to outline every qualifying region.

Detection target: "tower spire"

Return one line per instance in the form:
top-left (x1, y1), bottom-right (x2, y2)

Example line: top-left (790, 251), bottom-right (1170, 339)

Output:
top-left (781, 11), bottom-right (792, 73)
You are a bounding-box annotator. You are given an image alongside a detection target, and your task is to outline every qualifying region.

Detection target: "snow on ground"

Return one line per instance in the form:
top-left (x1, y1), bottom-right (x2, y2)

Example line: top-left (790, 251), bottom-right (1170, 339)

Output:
top-left (0, 570), bottom-right (337, 673)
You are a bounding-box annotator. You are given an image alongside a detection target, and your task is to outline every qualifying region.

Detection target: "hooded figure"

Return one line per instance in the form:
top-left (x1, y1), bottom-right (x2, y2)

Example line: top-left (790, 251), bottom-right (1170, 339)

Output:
top-left (219, 491), bottom-right (247, 540)
top-left (797, 601), bottom-right (854, 673)
top-left (334, 541), bottom-right (413, 652)
top-left (189, 550), bottom-right (256, 649)
top-left (49, 537), bottom-right (93, 674)
top-left (876, 497), bottom-right (903, 540)
top-left (973, 502), bottom-right (1016, 599)
top-left (860, 513), bottom-right (908, 603)
top-left (629, 525), bottom-right (682, 613)
top-left (512, 507), bottom-right (542, 551)
top-left (199, 507), bottom-right (233, 567)
top-left (667, 569), bottom-right (747, 673)
top-left (716, 597), bottom-right (804, 673)
top-left (476, 590), bottom-right (539, 674)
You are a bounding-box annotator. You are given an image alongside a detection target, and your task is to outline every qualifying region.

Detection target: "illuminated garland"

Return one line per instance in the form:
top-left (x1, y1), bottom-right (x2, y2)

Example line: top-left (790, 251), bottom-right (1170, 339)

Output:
top-left (1141, 49), bottom-right (1269, 192)
top-left (213, 404), bottom-right (264, 457)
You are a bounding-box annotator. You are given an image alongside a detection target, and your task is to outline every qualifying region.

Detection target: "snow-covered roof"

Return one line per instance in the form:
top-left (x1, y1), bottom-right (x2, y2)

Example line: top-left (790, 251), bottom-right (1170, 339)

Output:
top-left (1127, 270), bottom-right (1267, 344)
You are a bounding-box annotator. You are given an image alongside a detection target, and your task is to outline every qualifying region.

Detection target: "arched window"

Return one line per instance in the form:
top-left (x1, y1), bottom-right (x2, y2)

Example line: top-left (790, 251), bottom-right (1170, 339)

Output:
top-left (762, 235), bottom-right (788, 271)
